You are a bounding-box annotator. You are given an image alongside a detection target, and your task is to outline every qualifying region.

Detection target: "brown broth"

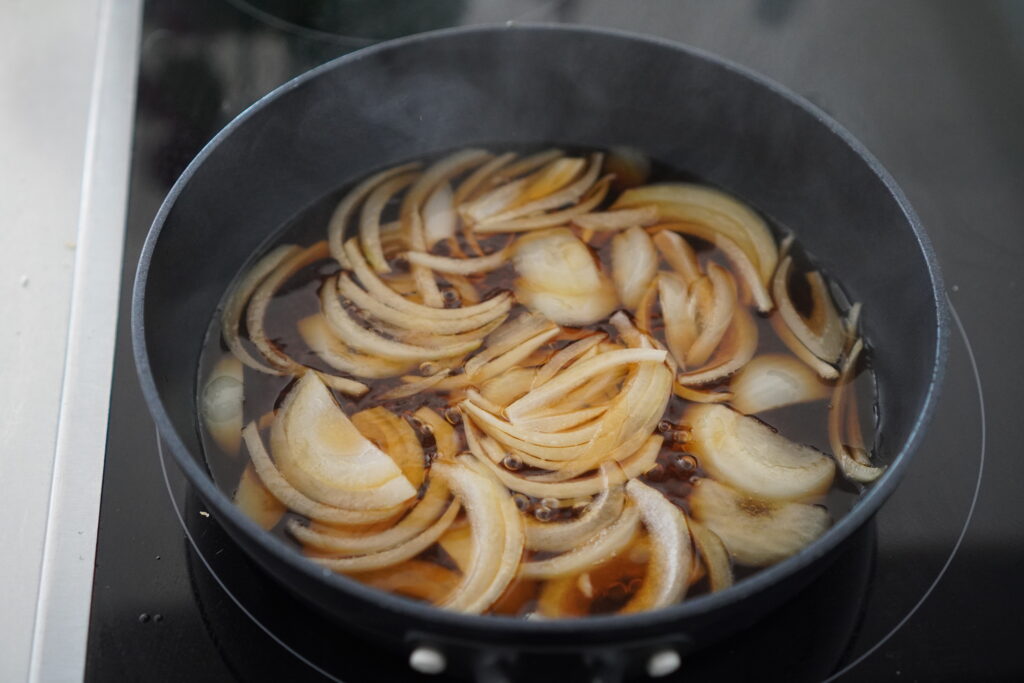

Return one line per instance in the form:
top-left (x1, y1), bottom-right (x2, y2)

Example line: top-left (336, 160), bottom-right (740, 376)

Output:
top-left (197, 148), bottom-right (876, 617)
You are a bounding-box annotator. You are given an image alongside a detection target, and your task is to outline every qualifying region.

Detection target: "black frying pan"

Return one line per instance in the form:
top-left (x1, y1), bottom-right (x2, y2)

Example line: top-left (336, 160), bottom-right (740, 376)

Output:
top-left (133, 24), bottom-right (947, 681)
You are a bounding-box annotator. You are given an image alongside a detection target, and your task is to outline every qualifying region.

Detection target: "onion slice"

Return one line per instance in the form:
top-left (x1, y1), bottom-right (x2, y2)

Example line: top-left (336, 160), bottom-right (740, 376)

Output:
top-left (359, 170), bottom-right (419, 273)
top-left (201, 355), bottom-right (244, 455)
top-left (677, 308), bottom-right (758, 386)
top-left (772, 256), bottom-right (844, 363)
top-left (327, 162), bottom-right (421, 268)
top-left (473, 177), bottom-right (612, 234)
top-left (242, 422), bottom-right (405, 524)
top-left (360, 561), bottom-right (460, 604)
top-left (378, 369), bottom-right (451, 400)
top-left (481, 153), bottom-right (604, 225)
top-left (574, 206), bottom-right (660, 232)
top-left (351, 406), bottom-right (426, 489)
top-left (516, 406), bottom-right (606, 433)
top-left (686, 263), bottom-right (738, 367)
top-left (489, 148), bottom-right (565, 185)
top-left (403, 245), bottom-right (511, 275)
top-left (533, 333), bottom-right (606, 387)
top-left (234, 463), bottom-right (285, 530)
top-left (412, 406), bottom-right (460, 459)
top-left (652, 230), bottom-right (702, 285)
top-left (221, 244), bottom-right (300, 374)
top-left (524, 466), bottom-right (625, 551)
top-left (521, 504), bottom-right (640, 579)
top-left (422, 181), bottom-right (457, 249)
top-left (829, 339), bottom-right (885, 483)
top-left (611, 227), bottom-right (659, 310)
top-left (297, 314), bottom-right (414, 379)
top-left (659, 271), bottom-right (698, 368)
top-left (688, 520), bottom-right (734, 592)
top-left (620, 480), bottom-right (692, 613)
top-left (730, 353), bottom-right (831, 414)
top-left (453, 152), bottom-right (517, 205)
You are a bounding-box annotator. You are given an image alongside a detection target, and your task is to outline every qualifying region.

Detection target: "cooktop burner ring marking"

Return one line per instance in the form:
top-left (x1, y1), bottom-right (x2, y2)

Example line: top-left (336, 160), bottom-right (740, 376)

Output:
top-left (826, 296), bottom-right (986, 681)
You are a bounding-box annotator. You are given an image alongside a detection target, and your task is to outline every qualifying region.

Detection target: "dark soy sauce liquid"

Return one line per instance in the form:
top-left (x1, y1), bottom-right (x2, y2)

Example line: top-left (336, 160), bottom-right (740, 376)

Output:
top-left (197, 147), bottom-right (876, 616)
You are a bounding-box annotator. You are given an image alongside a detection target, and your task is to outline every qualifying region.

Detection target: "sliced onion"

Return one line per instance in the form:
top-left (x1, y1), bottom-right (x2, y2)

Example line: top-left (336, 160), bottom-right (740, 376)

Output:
top-left (359, 560), bottom-right (460, 603)
top-left (673, 382), bottom-right (733, 404)
top-left (524, 466), bottom-right (625, 551)
top-left (402, 149), bottom-right (492, 251)
top-left (359, 170), bottom-right (419, 273)
top-left (453, 151), bottom-right (517, 205)
top-left (506, 348), bottom-right (666, 422)
top-left (422, 181), bottom-right (457, 249)
top-left (321, 275), bottom-right (481, 362)
top-left (221, 244), bottom-right (300, 374)
top-left (652, 230), bottom-right (702, 285)
top-left (686, 263), bottom-right (738, 367)
top-left (512, 228), bottom-right (607, 297)
top-left (464, 313), bottom-right (556, 376)
top-left (289, 475), bottom-right (451, 554)
top-left (513, 157), bottom-right (587, 206)
top-left (684, 404), bottom-right (835, 501)
top-left (605, 146), bottom-right (651, 188)
top-left (460, 177), bottom-right (527, 224)
top-left (829, 339), bottom-right (884, 483)
top-left (438, 522), bottom-right (474, 572)
top-left (444, 273), bottom-right (482, 304)
top-left (515, 282), bottom-right (619, 327)
top-left (688, 520), bottom-right (733, 592)
top-left (462, 399), bottom-right (599, 449)
top-left (480, 153), bottom-right (604, 225)
top-left (297, 314), bottom-right (414, 379)
top-left (451, 326), bottom-right (560, 390)
top-left (201, 354), bottom-right (244, 455)
top-left (310, 500), bottom-right (459, 574)
top-left (522, 504), bottom-right (640, 579)
top-left (242, 422), bottom-right (405, 524)
top-left (769, 312), bottom-right (839, 380)
top-left (479, 366), bottom-right (538, 407)
top-left (516, 405), bottom-right (606, 433)
top-left (273, 373), bottom-right (417, 510)
top-left (620, 480), bottom-right (692, 613)
top-left (677, 308), bottom-right (758, 386)
top-left (378, 369), bottom-right (451, 400)
top-left (574, 206), bottom-right (659, 232)
top-left (650, 223), bottom-right (772, 312)
top-left (470, 434), bottom-right (662, 500)
top-left (659, 271), bottom-right (698, 368)
top-left (327, 162), bottom-right (421, 268)
top-left (378, 220), bottom-right (406, 258)
top-left (351, 406), bottom-right (426, 489)
top-left (611, 226), bottom-right (659, 310)
top-left (234, 463), bottom-right (285, 530)
top-left (344, 238), bottom-right (510, 320)
top-left (337, 273), bottom-right (510, 335)
top-left (772, 256), bottom-right (843, 363)
top-left (412, 406), bottom-right (460, 459)
top-left (489, 148), bottom-right (564, 185)
top-left (730, 353), bottom-right (831, 415)
top-left (434, 458), bottom-right (524, 613)
top-left (313, 370), bottom-right (370, 397)
top-left (533, 333), bottom-right (607, 387)
top-left (403, 245), bottom-right (511, 275)
top-left (473, 176), bottom-right (612, 234)
top-left (246, 241), bottom-right (330, 372)
top-left (615, 183), bottom-right (778, 286)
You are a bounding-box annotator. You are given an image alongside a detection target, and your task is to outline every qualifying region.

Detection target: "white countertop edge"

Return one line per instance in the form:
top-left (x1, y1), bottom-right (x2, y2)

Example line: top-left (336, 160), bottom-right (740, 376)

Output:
top-left (27, 1), bottom-right (142, 681)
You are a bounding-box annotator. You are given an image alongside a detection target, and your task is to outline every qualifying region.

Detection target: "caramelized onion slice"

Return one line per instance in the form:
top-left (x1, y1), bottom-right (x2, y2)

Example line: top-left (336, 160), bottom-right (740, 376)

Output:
top-left (688, 520), bottom-right (734, 592)
top-left (685, 404), bottom-right (835, 501)
top-left (289, 476), bottom-right (451, 555)
top-left (524, 466), bottom-right (625, 551)
top-left (273, 373), bottom-right (417, 510)
top-left (242, 423), bottom-right (404, 524)
top-left (620, 480), bottom-right (693, 613)
top-left (730, 353), bottom-right (831, 415)
top-left (611, 226), bottom-right (659, 310)
top-left (201, 355), bottom-right (244, 455)
top-left (829, 338), bottom-right (885, 483)
top-left (689, 478), bottom-right (829, 567)
top-left (522, 504), bottom-right (640, 579)
top-left (297, 314), bottom-right (414, 379)
top-left (234, 463), bottom-right (285, 530)
top-left (221, 244), bottom-right (300, 374)
top-left (772, 256), bottom-right (844, 364)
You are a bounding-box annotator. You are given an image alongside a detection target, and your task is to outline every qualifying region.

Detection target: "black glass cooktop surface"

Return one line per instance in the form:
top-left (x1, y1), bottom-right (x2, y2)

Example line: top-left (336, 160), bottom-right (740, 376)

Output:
top-left (86, 1), bottom-right (1023, 681)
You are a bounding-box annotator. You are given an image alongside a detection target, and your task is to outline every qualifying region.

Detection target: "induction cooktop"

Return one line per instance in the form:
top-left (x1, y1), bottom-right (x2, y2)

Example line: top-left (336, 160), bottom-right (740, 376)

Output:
top-left (86, 1), bottom-right (1023, 681)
